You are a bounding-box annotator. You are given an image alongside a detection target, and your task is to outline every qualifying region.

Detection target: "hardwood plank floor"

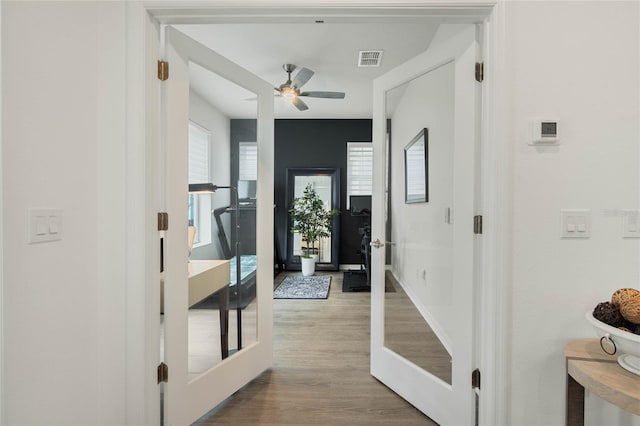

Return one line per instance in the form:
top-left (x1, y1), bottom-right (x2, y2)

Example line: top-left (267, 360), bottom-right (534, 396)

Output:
top-left (194, 271), bottom-right (436, 425)
top-left (384, 272), bottom-right (452, 384)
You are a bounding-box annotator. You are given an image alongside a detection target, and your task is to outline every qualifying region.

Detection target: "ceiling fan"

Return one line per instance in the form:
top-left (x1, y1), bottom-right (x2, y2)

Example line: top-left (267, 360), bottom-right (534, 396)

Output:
top-left (275, 64), bottom-right (345, 111)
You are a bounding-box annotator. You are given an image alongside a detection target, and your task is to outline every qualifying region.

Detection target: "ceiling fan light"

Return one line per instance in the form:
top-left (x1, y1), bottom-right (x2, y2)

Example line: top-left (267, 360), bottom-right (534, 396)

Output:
top-left (281, 87), bottom-right (296, 99)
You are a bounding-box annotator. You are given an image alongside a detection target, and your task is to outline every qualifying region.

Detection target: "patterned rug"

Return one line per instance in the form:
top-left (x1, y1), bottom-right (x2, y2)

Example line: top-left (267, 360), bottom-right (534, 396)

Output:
top-left (273, 275), bottom-right (331, 299)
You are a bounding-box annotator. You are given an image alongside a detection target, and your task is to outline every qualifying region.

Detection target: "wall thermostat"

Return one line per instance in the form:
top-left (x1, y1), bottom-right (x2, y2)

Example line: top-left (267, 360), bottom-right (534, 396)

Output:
top-left (530, 119), bottom-right (559, 144)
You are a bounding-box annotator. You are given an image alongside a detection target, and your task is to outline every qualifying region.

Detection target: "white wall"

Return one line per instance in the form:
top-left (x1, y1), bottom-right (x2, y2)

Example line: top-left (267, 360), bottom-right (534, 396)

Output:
top-left (0, 2), bottom-right (4, 422)
top-left (2, 2), bottom-right (128, 424)
top-left (189, 90), bottom-right (231, 260)
top-left (505, 2), bottom-right (640, 425)
top-left (390, 59), bottom-right (455, 351)
top-left (1, 2), bottom-right (639, 425)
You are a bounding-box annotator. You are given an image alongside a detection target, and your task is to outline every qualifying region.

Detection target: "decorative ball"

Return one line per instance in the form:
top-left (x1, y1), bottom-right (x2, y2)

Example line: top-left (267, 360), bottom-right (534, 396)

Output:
top-left (620, 299), bottom-right (640, 324)
top-left (593, 301), bottom-right (624, 327)
top-left (611, 288), bottom-right (640, 307)
top-left (623, 320), bottom-right (640, 335)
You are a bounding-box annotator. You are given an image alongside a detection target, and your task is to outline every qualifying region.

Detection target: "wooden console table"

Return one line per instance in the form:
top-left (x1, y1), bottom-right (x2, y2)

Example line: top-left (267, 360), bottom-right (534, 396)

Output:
top-left (565, 339), bottom-right (640, 425)
top-left (189, 260), bottom-right (230, 359)
top-left (161, 260), bottom-right (231, 359)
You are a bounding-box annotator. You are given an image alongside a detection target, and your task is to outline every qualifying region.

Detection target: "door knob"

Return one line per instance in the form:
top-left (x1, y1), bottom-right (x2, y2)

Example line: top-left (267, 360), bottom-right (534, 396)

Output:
top-left (370, 238), bottom-right (384, 248)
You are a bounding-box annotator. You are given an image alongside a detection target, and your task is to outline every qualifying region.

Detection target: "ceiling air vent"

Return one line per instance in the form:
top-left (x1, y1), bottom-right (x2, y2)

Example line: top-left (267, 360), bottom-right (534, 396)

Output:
top-left (358, 50), bottom-right (383, 67)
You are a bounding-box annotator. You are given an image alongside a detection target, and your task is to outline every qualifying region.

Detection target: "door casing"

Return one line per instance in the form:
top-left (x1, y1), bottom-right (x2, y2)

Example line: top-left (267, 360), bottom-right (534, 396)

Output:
top-left (123, 2), bottom-right (509, 425)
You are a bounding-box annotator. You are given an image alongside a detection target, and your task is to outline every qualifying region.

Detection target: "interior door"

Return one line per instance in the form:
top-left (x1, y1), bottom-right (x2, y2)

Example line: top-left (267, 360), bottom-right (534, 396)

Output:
top-left (162, 27), bottom-right (274, 425)
top-left (370, 25), bottom-right (479, 425)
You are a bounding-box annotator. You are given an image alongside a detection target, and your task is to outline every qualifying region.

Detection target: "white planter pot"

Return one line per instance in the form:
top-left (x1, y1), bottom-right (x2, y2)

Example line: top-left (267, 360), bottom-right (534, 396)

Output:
top-left (301, 257), bottom-right (316, 276)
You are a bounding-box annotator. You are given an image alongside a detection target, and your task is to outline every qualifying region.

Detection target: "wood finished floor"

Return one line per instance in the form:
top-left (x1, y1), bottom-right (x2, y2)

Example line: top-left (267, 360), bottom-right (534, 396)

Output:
top-left (187, 301), bottom-right (257, 379)
top-left (384, 272), bottom-right (452, 384)
top-left (194, 271), bottom-right (437, 425)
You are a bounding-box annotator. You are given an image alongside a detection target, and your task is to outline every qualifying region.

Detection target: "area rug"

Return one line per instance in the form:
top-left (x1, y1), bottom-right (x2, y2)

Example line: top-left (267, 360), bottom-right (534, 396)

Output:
top-left (273, 275), bottom-right (331, 299)
top-left (342, 271), bottom-right (370, 292)
top-left (342, 270), bottom-right (397, 293)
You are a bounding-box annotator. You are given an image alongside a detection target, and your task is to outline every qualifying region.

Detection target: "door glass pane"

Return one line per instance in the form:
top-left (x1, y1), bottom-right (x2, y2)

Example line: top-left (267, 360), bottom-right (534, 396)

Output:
top-left (186, 62), bottom-right (258, 379)
top-left (383, 62), bottom-right (454, 385)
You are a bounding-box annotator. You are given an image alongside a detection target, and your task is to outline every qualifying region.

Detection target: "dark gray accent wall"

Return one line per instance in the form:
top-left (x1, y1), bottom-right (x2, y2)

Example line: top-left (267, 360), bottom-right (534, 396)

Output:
top-left (231, 118), bottom-right (372, 266)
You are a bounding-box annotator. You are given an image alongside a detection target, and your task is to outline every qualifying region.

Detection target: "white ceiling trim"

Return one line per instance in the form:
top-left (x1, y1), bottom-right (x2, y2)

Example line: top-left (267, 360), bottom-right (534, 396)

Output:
top-left (148, 1), bottom-right (494, 25)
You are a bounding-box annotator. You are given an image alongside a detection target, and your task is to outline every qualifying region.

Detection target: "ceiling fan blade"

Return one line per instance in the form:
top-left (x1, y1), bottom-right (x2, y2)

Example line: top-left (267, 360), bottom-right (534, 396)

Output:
top-left (291, 67), bottom-right (314, 89)
top-left (299, 91), bottom-right (346, 99)
top-left (291, 97), bottom-right (309, 111)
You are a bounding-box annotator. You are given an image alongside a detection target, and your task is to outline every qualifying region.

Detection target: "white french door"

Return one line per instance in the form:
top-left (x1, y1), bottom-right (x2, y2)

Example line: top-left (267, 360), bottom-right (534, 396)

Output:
top-left (370, 25), bottom-right (480, 425)
top-left (162, 27), bottom-right (274, 425)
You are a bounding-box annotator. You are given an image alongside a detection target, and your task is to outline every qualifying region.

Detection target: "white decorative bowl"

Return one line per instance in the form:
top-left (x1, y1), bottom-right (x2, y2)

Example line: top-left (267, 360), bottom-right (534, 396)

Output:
top-left (586, 311), bottom-right (640, 375)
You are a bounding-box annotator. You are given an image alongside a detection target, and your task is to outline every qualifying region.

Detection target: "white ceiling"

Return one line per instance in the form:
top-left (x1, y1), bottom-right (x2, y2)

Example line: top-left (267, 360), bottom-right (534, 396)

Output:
top-left (175, 21), bottom-right (442, 119)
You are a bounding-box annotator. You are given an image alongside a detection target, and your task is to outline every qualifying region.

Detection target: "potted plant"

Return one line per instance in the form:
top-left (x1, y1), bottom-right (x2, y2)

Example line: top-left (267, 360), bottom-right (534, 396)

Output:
top-left (289, 183), bottom-right (339, 276)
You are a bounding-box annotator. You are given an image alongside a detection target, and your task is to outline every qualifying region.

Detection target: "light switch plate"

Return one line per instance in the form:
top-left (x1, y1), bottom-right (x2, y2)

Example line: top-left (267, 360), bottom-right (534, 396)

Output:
top-left (560, 209), bottom-right (591, 239)
top-left (622, 210), bottom-right (640, 238)
top-left (28, 208), bottom-right (62, 244)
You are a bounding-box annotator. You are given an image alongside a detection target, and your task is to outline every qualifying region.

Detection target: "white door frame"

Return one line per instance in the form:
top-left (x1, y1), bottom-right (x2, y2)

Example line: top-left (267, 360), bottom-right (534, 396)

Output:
top-left (0, 3), bottom-right (4, 424)
top-left (123, 2), bottom-right (509, 425)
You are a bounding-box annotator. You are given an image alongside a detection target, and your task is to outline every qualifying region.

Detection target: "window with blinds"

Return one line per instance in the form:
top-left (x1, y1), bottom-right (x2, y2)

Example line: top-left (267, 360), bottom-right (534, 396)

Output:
top-left (189, 122), bottom-right (210, 184)
top-left (188, 121), bottom-right (212, 246)
top-left (239, 142), bottom-right (258, 181)
top-left (346, 142), bottom-right (373, 208)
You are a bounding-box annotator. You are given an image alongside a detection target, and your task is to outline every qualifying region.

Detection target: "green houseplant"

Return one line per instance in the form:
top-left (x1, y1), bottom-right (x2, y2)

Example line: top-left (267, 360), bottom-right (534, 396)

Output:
top-left (289, 183), bottom-right (339, 275)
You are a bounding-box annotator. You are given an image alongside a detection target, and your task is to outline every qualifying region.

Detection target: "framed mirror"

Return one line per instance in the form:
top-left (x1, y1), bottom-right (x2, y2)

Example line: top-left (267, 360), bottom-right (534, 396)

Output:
top-left (285, 167), bottom-right (340, 271)
top-left (404, 128), bottom-right (428, 204)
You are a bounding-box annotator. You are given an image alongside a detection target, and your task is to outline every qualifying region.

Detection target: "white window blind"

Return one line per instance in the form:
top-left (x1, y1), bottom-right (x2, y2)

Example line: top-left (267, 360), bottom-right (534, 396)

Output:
top-left (405, 145), bottom-right (426, 201)
top-left (347, 142), bottom-right (373, 208)
top-left (188, 121), bottom-right (212, 247)
top-left (239, 142), bottom-right (258, 181)
top-left (189, 122), bottom-right (210, 183)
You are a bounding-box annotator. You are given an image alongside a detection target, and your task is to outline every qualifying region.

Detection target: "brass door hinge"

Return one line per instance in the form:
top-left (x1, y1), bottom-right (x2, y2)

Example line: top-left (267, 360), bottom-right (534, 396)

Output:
top-left (158, 60), bottom-right (169, 81)
top-left (473, 215), bottom-right (483, 235)
top-left (475, 62), bottom-right (484, 83)
top-left (158, 212), bottom-right (169, 231)
top-left (157, 362), bottom-right (168, 383)
top-left (472, 368), bottom-right (481, 389)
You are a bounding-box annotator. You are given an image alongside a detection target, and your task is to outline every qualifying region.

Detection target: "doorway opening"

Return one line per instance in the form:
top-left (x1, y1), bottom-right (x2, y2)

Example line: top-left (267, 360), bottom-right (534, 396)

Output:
top-left (138, 4), bottom-right (500, 425)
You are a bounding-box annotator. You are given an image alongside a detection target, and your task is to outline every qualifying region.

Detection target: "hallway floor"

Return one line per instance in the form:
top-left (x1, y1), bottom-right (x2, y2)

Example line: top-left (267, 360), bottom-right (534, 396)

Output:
top-left (194, 271), bottom-right (436, 425)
